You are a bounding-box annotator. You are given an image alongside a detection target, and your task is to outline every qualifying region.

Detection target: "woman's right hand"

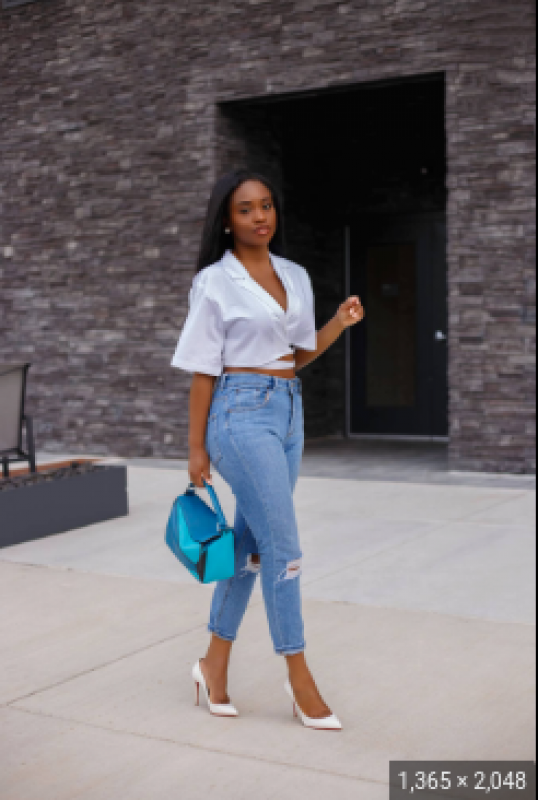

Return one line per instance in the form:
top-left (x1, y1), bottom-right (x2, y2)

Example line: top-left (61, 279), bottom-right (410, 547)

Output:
top-left (188, 445), bottom-right (213, 489)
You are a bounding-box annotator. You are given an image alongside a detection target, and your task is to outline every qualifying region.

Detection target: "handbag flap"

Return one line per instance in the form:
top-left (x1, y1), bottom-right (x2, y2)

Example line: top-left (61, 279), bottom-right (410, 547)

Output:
top-left (177, 492), bottom-right (223, 544)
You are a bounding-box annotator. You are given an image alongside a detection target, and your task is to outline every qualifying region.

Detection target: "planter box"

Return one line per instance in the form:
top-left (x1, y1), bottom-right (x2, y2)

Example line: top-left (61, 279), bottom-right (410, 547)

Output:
top-left (0, 464), bottom-right (128, 548)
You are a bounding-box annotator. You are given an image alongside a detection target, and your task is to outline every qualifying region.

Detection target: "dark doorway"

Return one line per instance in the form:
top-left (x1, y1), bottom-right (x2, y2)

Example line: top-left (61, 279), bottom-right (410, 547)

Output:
top-left (217, 72), bottom-right (448, 441)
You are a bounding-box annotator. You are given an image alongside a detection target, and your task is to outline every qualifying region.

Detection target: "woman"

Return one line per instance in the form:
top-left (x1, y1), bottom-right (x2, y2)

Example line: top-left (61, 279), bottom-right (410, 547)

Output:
top-left (171, 168), bottom-right (365, 729)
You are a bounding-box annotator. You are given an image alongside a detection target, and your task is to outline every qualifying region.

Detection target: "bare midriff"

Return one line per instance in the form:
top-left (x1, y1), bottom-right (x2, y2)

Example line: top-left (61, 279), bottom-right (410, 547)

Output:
top-left (223, 354), bottom-right (295, 378)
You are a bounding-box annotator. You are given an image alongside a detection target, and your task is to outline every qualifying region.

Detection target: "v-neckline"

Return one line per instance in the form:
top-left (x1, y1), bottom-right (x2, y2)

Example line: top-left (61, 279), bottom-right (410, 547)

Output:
top-left (231, 251), bottom-right (289, 315)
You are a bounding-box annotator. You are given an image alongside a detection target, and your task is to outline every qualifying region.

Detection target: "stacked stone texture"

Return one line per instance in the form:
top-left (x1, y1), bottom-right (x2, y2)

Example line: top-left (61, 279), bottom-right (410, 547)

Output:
top-left (0, 0), bottom-right (535, 473)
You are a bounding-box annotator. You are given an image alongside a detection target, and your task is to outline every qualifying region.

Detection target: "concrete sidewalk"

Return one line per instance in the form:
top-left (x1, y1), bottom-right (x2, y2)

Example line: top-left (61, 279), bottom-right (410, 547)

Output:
top-left (0, 458), bottom-right (535, 799)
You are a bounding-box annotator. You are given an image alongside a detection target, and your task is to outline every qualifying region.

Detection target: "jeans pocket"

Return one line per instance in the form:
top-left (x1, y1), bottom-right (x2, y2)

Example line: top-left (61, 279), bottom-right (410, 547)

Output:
top-left (227, 386), bottom-right (273, 414)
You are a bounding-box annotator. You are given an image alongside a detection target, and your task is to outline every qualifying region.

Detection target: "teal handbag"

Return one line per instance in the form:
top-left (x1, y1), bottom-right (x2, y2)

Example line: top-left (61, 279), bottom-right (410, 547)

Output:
top-left (165, 478), bottom-right (235, 583)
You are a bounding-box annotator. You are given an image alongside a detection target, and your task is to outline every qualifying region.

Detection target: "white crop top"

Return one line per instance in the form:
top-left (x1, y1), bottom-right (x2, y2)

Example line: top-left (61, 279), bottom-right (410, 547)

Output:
top-left (171, 249), bottom-right (317, 377)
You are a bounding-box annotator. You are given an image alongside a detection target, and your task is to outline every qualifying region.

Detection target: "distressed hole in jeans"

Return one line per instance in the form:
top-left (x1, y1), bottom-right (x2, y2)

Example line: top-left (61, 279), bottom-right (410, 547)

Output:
top-left (241, 554), bottom-right (261, 577)
top-left (276, 557), bottom-right (302, 584)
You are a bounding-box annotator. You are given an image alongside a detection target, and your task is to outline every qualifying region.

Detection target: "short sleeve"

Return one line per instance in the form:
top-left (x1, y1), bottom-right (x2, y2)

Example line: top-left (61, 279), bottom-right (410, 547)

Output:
top-left (170, 272), bottom-right (224, 376)
top-left (306, 270), bottom-right (315, 314)
top-left (295, 267), bottom-right (317, 351)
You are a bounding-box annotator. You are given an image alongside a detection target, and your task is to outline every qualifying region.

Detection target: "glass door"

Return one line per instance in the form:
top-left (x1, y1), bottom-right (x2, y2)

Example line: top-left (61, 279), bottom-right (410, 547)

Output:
top-left (349, 212), bottom-right (448, 437)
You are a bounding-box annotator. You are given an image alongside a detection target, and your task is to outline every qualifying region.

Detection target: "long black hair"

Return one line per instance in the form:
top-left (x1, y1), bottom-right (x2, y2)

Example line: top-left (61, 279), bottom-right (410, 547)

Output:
top-left (195, 168), bottom-right (287, 273)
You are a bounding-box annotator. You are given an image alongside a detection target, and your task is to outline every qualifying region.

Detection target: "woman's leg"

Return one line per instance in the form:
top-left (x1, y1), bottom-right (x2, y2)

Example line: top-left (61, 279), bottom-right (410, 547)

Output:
top-left (208, 503), bottom-right (260, 642)
top-left (204, 385), bottom-right (305, 659)
top-left (280, 401), bottom-right (332, 719)
top-left (201, 505), bottom-right (260, 703)
top-left (204, 382), bottom-right (333, 716)
top-left (219, 418), bottom-right (306, 656)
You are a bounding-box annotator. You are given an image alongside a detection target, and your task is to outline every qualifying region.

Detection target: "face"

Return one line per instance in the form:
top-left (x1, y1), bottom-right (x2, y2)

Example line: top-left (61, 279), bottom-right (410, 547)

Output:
top-left (226, 180), bottom-right (278, 247)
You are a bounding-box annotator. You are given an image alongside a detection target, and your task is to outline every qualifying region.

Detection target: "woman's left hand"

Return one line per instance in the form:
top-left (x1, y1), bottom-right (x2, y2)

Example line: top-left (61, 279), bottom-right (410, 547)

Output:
top-left (336, 296), bottom-right (365, 329)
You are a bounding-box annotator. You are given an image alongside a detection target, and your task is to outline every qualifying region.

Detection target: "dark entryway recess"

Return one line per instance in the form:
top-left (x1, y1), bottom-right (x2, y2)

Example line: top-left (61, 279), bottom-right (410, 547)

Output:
top-left (219, 72), bottom-right (448, 440)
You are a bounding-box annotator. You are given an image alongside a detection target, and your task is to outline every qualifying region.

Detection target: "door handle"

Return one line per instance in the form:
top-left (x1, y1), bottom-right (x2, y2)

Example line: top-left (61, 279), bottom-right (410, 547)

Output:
top-left (435, 330), bottom-right (447, 341)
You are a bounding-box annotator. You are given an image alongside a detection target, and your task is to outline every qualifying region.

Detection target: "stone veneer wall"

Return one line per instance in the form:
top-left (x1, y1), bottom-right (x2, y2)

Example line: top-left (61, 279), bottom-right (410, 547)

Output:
top-left (0, 0), bottom-right (535, 473)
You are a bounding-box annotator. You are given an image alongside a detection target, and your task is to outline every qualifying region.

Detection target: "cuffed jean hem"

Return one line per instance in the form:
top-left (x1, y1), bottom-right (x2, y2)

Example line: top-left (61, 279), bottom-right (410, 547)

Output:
top-left (274, 642), bottom-right (306, 656)
top-left (207, 624), bottom-right (236, 643)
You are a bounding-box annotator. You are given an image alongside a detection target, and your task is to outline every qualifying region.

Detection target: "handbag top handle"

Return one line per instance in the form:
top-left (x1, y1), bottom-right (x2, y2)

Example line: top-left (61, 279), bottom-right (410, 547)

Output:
top-left (185, 478), bottom-right (229, 532)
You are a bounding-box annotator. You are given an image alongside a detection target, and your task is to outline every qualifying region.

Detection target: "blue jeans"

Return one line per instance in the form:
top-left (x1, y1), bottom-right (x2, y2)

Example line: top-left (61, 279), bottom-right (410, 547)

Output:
top-left (204, 372), bottom-right (305, 656)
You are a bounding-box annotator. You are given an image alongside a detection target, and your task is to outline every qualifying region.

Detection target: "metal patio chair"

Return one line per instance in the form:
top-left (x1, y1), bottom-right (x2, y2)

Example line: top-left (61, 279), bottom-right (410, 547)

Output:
top-left (0, 363), bottom-right (37, 478)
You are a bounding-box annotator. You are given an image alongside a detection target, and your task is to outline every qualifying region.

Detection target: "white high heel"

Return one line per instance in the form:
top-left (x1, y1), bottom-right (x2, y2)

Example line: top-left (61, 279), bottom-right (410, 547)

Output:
top-left (192, 659), bottom-right (239, 717)
top-left (284, 679), bottom-right (342, 731)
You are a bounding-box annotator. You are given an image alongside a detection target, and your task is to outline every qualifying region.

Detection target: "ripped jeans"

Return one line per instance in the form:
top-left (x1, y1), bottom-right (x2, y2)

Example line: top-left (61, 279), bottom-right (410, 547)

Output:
top-left (204, 371), bottom-right (305, 656)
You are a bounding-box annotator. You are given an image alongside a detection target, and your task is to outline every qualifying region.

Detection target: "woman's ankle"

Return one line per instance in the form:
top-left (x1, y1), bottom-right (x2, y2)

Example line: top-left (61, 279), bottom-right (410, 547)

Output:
top-left (285, 652), bottom-right (311, 684)
top-left (204, 634), bottom-right (233, 674)
top-left (202, 655), bottom-right (229, 677)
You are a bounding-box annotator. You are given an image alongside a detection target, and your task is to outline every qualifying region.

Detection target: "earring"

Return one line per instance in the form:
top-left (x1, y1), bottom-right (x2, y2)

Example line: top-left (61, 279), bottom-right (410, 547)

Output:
top-left (225, 228), bottom-right (231, 234)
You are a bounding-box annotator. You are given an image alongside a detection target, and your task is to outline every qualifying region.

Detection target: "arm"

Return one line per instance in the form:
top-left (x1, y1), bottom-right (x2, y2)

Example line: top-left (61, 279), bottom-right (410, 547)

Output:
top-left (295, 296), bottom-right (366, 372)
top-left (295, 316), bottom-right (345, 371)
top-left (188, 372), bottom-right (217, 487)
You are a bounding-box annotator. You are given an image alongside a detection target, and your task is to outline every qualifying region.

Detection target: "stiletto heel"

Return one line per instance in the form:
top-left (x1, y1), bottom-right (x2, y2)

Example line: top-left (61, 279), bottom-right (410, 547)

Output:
top-left (192, 659), bottom-right (239, 718)
top-left (284, 679), bottom-right (342, 731)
